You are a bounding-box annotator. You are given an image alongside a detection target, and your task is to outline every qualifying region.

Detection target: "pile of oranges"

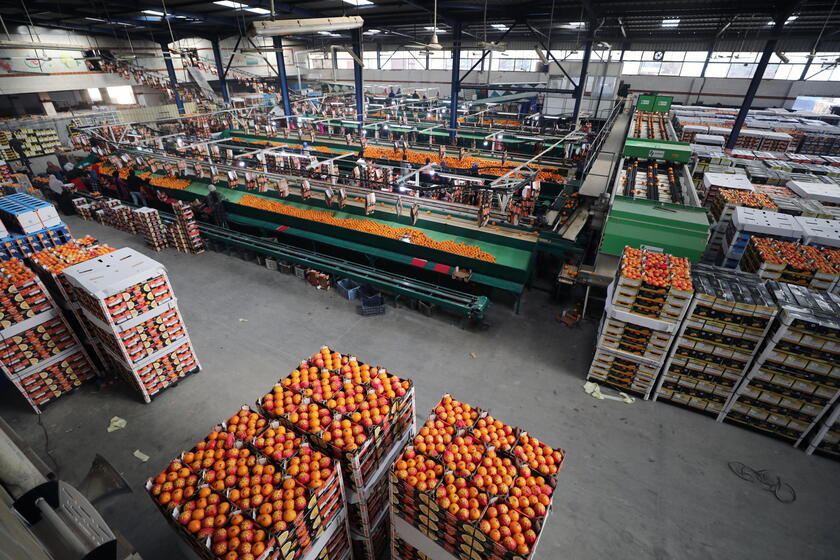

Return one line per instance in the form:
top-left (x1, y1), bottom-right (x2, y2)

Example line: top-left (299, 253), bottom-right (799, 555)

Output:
top-left (0, 258), bottom-right (36, 290)
top-left (238, 194), bottom-right (497, 262)
top-left (30, 240), bottom-right (115, 275)
top-left (150, 176), bottom-right (191, 190)
top-left (361, 146), bottom-right (565, 183)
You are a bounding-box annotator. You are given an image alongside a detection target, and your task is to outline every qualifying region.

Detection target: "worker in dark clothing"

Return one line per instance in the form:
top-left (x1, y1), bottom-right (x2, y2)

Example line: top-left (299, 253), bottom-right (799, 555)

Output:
top-left (126, 169), bottom-right (147, 206)
top-left (206, 185), bottom-right (228, 228)
top-left (9, 134), bottom-right (32, 173)
top-left (55, 150), bottom-right (69, 169)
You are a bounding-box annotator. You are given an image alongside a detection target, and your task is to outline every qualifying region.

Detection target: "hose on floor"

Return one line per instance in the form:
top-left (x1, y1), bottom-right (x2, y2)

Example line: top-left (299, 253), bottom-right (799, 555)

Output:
top-left (728, 461), bottom-right (795, 504)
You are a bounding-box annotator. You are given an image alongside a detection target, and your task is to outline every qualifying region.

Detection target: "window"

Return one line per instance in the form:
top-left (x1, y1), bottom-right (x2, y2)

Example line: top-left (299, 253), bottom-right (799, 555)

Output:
top-left (106, 86), bottom-right (135, 105)
top-left (704, 63), bottom-right (729, 77)
top-left (308, 52), bottom-right (333, 69)
top-left (680, 62), bottom-right (704, 77)
top-left (87, 88), bottom-right (102, 102)
top-left (806, 53), bottom-right (840, 81)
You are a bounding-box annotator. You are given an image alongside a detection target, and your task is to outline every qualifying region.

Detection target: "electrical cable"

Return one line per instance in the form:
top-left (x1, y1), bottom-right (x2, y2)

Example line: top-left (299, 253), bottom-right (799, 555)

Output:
top-left (37, 415), bottom-right (61, 478)
top-left (728, 461), bottom-right (796, 504)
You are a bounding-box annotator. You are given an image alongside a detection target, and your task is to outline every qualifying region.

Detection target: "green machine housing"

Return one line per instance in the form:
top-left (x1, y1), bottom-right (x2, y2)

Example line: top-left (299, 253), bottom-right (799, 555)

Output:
top-left (623, 138), bottom-right (692, 162)
top-left (635, 94), bottom-right (673, 113)
top-left (600, 197), bottom-right (710, 261)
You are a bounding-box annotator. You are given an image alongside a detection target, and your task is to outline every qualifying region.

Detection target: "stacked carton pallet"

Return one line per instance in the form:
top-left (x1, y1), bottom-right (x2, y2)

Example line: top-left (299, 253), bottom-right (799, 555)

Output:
top-left (0, 259), bottom-right (96, 413)
top-left (805, 404), bottom-right (840, 458)
top-left (653, 266), bottom-right (778, 417)
top-left (586, 247), bottom-right (693, 398)
top-left (390, 394), bottom-right (563, 560)
top-left (134, 207), bottom-right (170, 251)
top-left (257, 347), bottom-right (416, 560)
top-left (61, 247), bottom-right (200, 402)
top-left (0, 193), bottom-right (71, 260)
top-left (718, 207), bottom-right (803, 268)
top-left (145, 405), bottom-right (352, 560)
top-left (721, 283), bottom-right (840, 445)
top-left (740, 238), bottom-right (840, 292)
top-left (100, 204), bottom-right (139, 235)
top-left (168, 200), bottom-right (205, 254)
top-left (703, 189), bottom-right (778, 264)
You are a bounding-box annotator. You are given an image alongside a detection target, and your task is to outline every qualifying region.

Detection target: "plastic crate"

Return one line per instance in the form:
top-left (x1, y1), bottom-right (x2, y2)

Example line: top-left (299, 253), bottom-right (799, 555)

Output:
top-left (336, 278), bottom-right (361, 300)
top-left (279, 261), bottom-right (293, 274)
top-left (360, 295), bottom-right (385, 316)
top-left (294, 264), bottom-right (306, 279)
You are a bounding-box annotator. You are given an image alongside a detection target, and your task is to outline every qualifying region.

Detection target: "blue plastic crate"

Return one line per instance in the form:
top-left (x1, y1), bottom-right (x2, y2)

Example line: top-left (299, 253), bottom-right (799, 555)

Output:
top-left (336, 278), bottom-right (361, 300)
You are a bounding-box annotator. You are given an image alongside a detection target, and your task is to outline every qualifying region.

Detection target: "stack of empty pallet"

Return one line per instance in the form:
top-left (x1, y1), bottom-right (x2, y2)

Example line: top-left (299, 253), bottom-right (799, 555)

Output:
top-left (167, 201), bottom-right (204, 254)
top-left (134, 207), bottom-right (169, 251)
top-left (0, 258), bottom-right (96, 413)
top-left (653, 265), bottom-right (778, 417)
top-left (586, 247), bottom-right (693, 398)
top-left (61, 247), bottom-right (200, 402)
top-left (0, 193), bottom-right (71, 260)
top-left (721, 283), bottom-right (840, 445)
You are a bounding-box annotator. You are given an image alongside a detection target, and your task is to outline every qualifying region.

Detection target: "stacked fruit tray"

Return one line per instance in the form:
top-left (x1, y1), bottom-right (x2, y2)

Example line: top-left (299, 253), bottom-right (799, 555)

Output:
top-left (721, 282), bottom-right (840, 445)
top-left (805, 404), bottom-right (840, 458)
top-left (587, 248), bottom-right (693, 397)
top-left (257, 346), bottom-right (416, 559)
top-left (134, 207), bottom-right (170, 251)
top-left (0, 258), bottom-right (96, 413)
top-left (740, 237), bottom-right (840, 291)
top-left (653, 265), bottom-right (778, 417)
top-left (390, 395), bottom-right (563, 560)
top-left (0, 223), bottom-right (74, 262)
top-left (719, 207), bottom-right (803, 268)
top-left (61, 247), bottom-right (199, 403)
top-left (100, 204), bottom-right (139, 235)
top-left (169, 201), bottom-right (205, 254)
top-left (146, 405), bottom-right (352, 560)
top-left (0, 193), bottom-right (62, 234)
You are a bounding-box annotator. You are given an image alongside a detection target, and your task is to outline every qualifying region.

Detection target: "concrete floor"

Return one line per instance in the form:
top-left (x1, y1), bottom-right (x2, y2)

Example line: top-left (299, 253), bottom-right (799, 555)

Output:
top-left (2, 215), bottom-right (839, 560)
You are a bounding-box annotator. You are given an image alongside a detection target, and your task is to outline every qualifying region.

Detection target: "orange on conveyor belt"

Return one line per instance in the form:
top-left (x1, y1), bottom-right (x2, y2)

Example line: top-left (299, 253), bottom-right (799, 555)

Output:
top-left (238, 194), bottom-right (496, 262)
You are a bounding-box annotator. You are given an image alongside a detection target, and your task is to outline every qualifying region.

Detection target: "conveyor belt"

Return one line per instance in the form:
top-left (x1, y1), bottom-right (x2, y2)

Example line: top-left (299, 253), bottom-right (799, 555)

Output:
top-left (195, 221), bottom-right (490, 320)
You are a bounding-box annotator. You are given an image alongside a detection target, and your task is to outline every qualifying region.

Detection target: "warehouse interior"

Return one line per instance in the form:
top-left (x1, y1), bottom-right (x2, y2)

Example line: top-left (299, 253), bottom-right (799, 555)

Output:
top-left (0, 1), bottom-right (840, 560)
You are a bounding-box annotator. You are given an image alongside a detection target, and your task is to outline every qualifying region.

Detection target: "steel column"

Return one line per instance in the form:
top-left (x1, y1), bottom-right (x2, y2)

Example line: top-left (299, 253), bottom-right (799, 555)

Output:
top-left (449, 22), bottom-right (463, 141)
top-left (160, 42), bottom-right (184, 115)
top-left (725, 37), bottom-right (779, 148)
top-left (376, 43), bottom-right (381, 70)
top-left (272, 36), bottom-right (293, 117)
top-left (211, 38), bottom-right (230, 104)
top-left (352, 29), bottom-right (364, 130)
top-left (572, 38), bottom-right (593, 123)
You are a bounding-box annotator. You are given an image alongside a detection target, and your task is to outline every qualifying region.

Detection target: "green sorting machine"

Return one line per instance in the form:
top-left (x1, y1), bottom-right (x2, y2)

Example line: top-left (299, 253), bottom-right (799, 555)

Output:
top-left (623, 138), bottom-right (692, 163)
top-left (600, 196), bottom-right (710, 261)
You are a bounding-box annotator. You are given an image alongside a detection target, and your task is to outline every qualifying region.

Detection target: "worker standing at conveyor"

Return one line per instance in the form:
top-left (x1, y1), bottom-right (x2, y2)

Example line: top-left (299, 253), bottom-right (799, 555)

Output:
top-left (205, 184), bottom-right (228, 228)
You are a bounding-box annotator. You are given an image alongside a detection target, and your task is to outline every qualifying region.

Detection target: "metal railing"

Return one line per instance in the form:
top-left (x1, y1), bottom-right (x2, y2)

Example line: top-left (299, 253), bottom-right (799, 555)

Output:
top-left (580, 99), bottom-right (626, 179)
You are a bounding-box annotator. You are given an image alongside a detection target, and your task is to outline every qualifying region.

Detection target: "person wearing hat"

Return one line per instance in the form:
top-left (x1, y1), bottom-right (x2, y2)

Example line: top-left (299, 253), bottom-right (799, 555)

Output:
top-left (205, 184), bottom-right (228, 228)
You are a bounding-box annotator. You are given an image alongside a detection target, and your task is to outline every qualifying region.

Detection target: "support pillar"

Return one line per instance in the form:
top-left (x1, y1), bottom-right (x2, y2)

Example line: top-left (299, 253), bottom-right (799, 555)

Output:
top-left (725, 33), bottom-right (779, 148)
top-left (272, 36), bottom-right (292, 117)
top-left (572, 37), bottom-right (593, 123)
top-left (160, 42), bottom-right (184, 115)
top-left (211, 38), bottom-right (230, 104)
top-left (352, 29), bottom-right (364, 130)
top-left (449, 22), bottom-right (463, 141)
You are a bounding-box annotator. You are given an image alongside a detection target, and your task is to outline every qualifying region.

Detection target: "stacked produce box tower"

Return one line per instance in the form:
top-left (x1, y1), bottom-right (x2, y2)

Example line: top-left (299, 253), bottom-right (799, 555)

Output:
top-left (806, 404), bottom-right (840, 458)
top-left (586, 247), bottom-right (694, 398)
top-left (0, 258), bottom-right (96, 412)
top-left (653, 265), bottom-right (778, 417)
top-left (390, 394), bottom-right (564, 560)
top-left (28, 238), bottom-right (118, 368)
top-left (61, 247), bottom-right (200, 402)
top-left (258, 347), bottom-right (416, 560)
top-left (721, 283), bottom-right (840, 445)
top-left (146, 405), bottom-right (352, 560)
top-left (168, 200), bottom-right (205, 254)
top-left (134, 207), bottom-right (170, 251)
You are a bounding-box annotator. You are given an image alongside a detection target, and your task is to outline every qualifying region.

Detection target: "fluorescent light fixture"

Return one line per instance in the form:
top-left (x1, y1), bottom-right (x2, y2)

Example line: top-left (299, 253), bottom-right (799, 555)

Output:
top-left (252, 16), bottom-right (364, 36)
top-left (662, 18), bottom-right (680, 27)
top-left (247, 7), bottom-right (271, 14)
top-left (363, 29), bottom-right (381, 35)
top-left (85, 17), bottom-right (105, 22)
top-left (491, 24), bottom-right (508, 31)
top-left (424, 26), bottom-right (446, 33)
top-left (214, 1), bottom-right (248, 8)
top-left (317, 31), bottom-right (341, 37)
top-left (142, 10), bottom-right (164, 16)
top-left (767, 15), bottom-right (798, 26)
top-left (565, 21), bottom-right (586, 29)
top-left (343, 0), bottom-right (373, 5)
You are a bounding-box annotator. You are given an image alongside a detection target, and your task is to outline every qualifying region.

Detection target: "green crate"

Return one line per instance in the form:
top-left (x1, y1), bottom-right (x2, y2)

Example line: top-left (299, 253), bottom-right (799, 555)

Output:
top-left (636, 95), bottom-right (655, 111)
top-left (653, 96), bottom-right (673, 113)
